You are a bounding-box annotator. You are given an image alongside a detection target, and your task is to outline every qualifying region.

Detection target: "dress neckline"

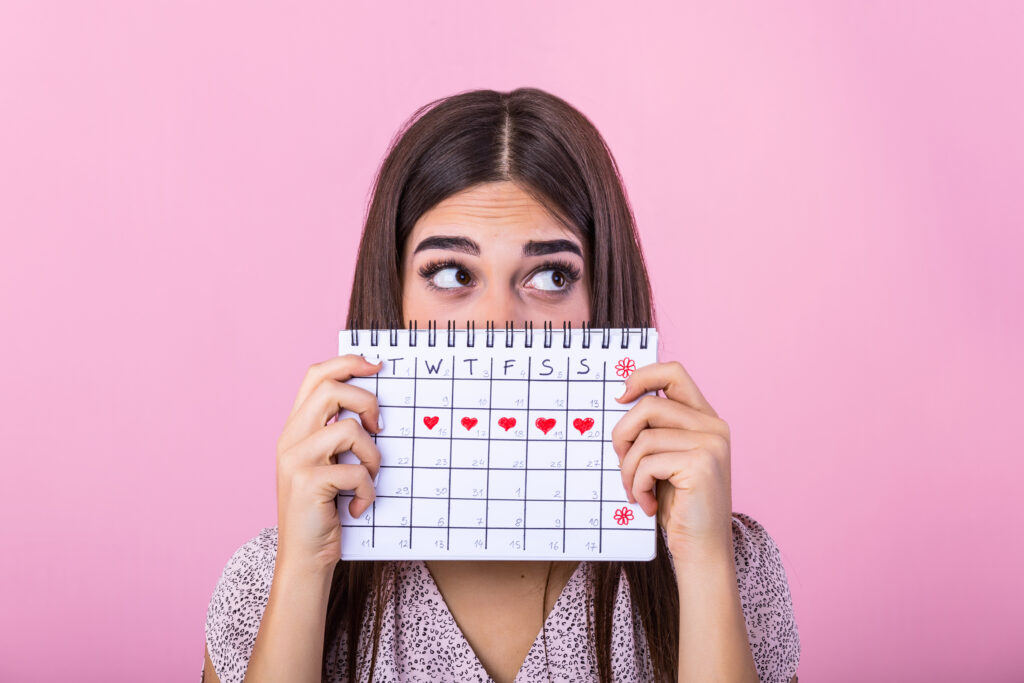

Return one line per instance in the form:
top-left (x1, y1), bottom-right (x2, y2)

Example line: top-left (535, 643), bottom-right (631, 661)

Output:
top-left (414, 558), bottom-right (590, 682)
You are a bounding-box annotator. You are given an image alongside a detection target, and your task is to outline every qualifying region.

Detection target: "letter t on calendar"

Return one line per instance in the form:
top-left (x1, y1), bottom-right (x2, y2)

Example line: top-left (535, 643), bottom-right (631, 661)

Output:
top-left (334, 324), bottom-right (659, 561)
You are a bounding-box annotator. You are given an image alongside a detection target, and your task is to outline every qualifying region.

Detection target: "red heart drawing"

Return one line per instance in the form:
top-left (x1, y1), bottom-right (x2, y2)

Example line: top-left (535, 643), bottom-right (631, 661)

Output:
top-left (423, 415), bottom-right (439, 430)
top-left (573, 417), bottom-right (595, 434)
top-left (535, 417), bottom-right (557, 435)
top-left (461, 416), bottom-right (478, 430)
top-left (497, 416), bottom-right (516, 431)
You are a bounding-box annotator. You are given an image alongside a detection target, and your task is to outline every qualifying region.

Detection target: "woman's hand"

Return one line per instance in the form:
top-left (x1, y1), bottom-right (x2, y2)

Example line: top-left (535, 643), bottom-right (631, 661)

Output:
top-left (274, 354), bottom-right (385, 572)
top-left (611, 360), bottom-right (734, 563)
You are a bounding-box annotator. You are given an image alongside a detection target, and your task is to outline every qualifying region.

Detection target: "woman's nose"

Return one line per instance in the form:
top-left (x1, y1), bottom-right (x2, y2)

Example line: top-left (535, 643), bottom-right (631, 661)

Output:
top-left (468, 290), bottom-right (522, 329)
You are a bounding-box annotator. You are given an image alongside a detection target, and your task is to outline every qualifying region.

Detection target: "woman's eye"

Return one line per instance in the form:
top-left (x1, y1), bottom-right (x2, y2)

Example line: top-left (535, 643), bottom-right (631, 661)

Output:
top-left (527, 269), bottom-right (569, 291)
top-left (430, 267), bottom-right (473, 289)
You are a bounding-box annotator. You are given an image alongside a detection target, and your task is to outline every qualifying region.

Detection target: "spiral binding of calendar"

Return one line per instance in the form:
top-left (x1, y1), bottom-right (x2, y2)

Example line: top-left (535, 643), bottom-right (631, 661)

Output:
top-left (347, 320), bottom-right (650, 349)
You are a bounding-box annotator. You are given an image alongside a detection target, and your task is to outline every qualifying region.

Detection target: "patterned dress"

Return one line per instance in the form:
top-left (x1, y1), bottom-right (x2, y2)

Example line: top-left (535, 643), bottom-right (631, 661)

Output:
top-left (204, 512), bottom-right (800, 682)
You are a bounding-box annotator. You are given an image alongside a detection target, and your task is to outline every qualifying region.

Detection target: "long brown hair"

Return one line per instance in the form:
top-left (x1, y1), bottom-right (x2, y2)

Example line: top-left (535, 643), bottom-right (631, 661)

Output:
top-left (329, 87), bottom-right (678, 682)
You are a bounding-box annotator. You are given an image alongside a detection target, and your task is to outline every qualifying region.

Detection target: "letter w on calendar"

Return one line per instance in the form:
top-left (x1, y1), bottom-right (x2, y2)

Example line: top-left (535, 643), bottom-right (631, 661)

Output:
top-left (334, 325), bottom-right (659, 561)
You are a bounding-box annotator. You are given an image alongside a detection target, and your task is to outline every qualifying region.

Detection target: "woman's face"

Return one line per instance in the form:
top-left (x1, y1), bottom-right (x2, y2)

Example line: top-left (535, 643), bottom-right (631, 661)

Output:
top-left (401, 181), bottom-right (591, 328)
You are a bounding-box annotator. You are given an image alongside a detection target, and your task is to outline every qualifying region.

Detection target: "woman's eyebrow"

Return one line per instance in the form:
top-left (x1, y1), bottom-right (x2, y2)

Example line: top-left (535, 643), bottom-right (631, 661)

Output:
top-left (412, 235), bottom-right (479, 256)
top-left (522, 239), bottom-right (583, 258)
top-left (412, 235), bottom-right (583, 258)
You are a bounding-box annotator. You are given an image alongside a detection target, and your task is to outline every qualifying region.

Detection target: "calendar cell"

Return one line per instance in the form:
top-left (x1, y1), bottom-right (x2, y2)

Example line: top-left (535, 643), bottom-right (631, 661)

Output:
top-left (566, 409), bottom-right (603, 441)
top-left (564, 501), bottom-right (601, 529)
top-left (488, 499), bottom-right (525, 529)
top-left (525, 469), bottom-right (565, 500)
top-left (529, 379), bottom-right (567, 410)
top-left (372, 495), bottom-right (411, 527)
top-left (451, 377), bottom-right (490, 410)
top-left (487, 440), bottom-right (526, 469)
top-left (601, 501), bottom-right (654, 531)
top-left (568, 380), bottom-right (603, 412)
top-left (340, 525), bottom-right (374, 558)
top-left (413, 466), bottom-right (453, 498)
top-left (563, 529), bottom-right (601, 555)
top-left (450, 439), bottom-right (491, 469)
top-left (373, 526), bottom-right (412, 552)
top-left (599, 527), bottom-right (656, 560)
top-left (525, 500), bottom-right (565, 529)
top-left (376, 378), bottom-right (416, 409)
top-left (489, 528), bottom-right (526, 553)
top-left (527, 409), bottom-right (566, 439)
top-left (488, 379), bottom-right (528, 408)
top-left (418, 527), bottom-right (450, 552)
top-left (525, 528), bottom-right (564, 553)
top-left (489, 409), bottom-right (528, 440)
top-left (411, 497), bottom-right (450, 528)
top-left (337, 494), bottom-right (374, 526)
top-left (448, 498), bottom-right (487, 528)
top-left (488, 469), bottom-right (525, 501)
top-left (449, 468), bottom-right (488, 501)
top-left (602, 471), bottom-right (631, 503)
top-left (565, 441), bottom-right (603, 470)
top-left (527, 440), bottom-right (565, 469)
top-left (450, 408), bottom-right (490, 439)
top-left (449, 527), bottom-right (488, 554)
top-left (416, 376), bottom-right (455, 407)
top-left (565, 470), bottom-right (602, 502)
top-left (378, 464), bottom-right (412, 497)
top-left (413, 438), bottom-right (451, 467)
top-left (413, 408), bottom-right (453, 438)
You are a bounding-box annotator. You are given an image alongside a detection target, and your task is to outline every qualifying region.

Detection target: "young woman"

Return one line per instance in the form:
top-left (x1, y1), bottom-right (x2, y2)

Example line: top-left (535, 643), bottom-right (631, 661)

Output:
top-left (203, 88), bottom-right (800, 683)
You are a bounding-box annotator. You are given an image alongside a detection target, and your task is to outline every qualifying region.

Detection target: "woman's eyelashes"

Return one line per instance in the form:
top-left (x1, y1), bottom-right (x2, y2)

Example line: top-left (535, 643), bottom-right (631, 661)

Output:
top-left (417, 258), bottom-right (582, 295)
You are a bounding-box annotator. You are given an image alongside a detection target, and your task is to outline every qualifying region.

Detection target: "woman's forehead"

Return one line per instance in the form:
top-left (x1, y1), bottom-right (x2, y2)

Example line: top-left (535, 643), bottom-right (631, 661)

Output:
top-left (409, 186), bottom-right (583, 256)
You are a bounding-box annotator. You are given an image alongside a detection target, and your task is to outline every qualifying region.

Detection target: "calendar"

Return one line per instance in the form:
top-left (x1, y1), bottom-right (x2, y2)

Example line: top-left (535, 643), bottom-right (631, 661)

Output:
top-left (334, 321), bottom-right (659, 561)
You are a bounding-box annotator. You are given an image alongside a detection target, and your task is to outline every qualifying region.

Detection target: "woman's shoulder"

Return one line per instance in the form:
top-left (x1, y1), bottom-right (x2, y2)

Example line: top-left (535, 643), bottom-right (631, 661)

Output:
top-left (204, 527), bottom-right (279, 683)
top-left (657, 511), bottom-right (788, 566)
top-left (657, 512), bottom-right (801, 682)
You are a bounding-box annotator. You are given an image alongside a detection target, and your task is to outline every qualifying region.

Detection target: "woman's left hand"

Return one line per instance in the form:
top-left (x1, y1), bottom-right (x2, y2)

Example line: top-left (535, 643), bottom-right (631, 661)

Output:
top-left (611, 360), bottom-right (734, 563)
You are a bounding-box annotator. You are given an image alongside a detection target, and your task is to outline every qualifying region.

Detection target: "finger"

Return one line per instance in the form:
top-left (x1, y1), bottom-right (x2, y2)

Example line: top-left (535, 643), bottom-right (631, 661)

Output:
top-left (295, 462), bottom-right (377, 519)
top-left (618, 427), bottom-right (705, 503)
top-left (615, 360), bottom-right (719, 418)
top-left (632, 448), bottom-right (724, 517)
top-left (610, 395), bottom-right (725, 462)
top-left (629, 451), bottom-right (702, 517)
top-left (279, 378), bottom-right (383, 455)
top-left (288, 354), bottom-right (384, 422)
top-left (280, 417), bottom-right (382, 480)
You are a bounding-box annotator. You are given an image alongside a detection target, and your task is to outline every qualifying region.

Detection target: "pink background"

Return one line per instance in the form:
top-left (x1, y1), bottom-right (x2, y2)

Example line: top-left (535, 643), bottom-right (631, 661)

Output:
top-left (1, 2), bottom-right (1021, 681)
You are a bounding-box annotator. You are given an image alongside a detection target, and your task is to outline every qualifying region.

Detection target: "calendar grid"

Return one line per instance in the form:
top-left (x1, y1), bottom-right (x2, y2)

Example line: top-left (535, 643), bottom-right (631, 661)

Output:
top-left (336, 326), bottom-right (659, 561)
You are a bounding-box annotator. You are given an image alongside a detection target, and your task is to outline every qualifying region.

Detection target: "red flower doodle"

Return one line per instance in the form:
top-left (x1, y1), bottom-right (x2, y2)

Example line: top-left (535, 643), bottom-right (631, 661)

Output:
top-left (613, 506), bottom-right (634, 526)
top-left (615, 357), bottom-right (637, 378)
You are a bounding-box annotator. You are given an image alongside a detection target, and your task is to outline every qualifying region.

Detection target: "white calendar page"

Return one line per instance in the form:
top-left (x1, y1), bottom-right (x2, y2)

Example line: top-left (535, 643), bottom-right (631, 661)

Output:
top-left (334, 325), bottom-right (659, 561)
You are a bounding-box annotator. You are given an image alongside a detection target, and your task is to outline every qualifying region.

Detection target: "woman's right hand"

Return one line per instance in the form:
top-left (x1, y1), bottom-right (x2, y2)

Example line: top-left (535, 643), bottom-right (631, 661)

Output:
top-left (274, 354), bottom-right (385, 572)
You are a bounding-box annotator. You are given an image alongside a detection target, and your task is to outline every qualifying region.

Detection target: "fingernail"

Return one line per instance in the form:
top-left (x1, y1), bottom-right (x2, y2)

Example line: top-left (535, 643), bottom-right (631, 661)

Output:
top-left (373, 470), bottom-right (381, 486)
top-left (376, 412), bottom-right (384, 432)
top-left (615, 382), bottom-right (628, 400)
